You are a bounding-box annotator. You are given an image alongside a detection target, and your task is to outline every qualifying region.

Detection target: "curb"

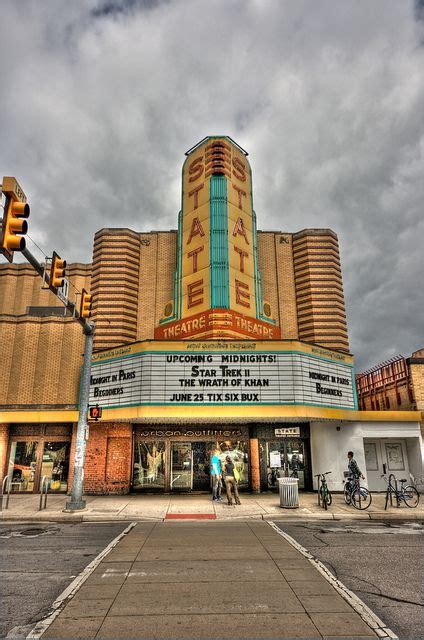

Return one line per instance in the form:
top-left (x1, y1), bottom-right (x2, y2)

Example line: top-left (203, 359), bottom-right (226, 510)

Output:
top-left (25, 521), bottom-right (137, 639)
top-left (2, 510), bottom-right (423, 523)
top-left (267, 520), bottom-right (398, 640)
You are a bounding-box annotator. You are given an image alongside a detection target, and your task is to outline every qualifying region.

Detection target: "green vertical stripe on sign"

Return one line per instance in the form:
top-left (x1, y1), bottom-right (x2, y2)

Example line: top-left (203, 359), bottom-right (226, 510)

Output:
top-left (210, 175), bottom-right (229, 308)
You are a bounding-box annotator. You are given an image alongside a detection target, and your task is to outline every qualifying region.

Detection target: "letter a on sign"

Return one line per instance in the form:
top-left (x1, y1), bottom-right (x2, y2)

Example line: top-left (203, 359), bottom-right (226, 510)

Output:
top-left (232, 217), bottom-right (249, 245)
top-left (187, 217), bottom-right (205, 244)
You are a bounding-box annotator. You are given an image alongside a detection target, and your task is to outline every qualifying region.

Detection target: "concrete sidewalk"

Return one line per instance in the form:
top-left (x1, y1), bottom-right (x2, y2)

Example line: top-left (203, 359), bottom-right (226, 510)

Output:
top-left (39, 521), bottom-right (381, 639)
top-left (1, 491), bottom-right (423, 522)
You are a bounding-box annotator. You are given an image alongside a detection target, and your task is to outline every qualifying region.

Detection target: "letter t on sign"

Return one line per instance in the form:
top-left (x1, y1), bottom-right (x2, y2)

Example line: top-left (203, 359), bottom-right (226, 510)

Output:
top-left (188, 246), bottom-right (204, 273)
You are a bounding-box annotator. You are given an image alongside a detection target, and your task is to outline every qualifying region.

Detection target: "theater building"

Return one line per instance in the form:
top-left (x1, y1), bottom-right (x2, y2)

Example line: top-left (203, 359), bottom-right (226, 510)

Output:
top-left (1, 136), bottom-right (423, 495)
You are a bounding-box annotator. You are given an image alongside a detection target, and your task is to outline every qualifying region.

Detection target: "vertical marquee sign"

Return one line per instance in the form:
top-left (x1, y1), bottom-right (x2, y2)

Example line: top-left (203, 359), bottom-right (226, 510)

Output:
top-left (155, 136), bottom-right (279, 341)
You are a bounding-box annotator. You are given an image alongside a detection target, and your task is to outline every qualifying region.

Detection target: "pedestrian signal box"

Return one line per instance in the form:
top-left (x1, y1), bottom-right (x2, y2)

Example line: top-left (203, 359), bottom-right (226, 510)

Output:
top-left (89, 405), bottom-right (102, 421)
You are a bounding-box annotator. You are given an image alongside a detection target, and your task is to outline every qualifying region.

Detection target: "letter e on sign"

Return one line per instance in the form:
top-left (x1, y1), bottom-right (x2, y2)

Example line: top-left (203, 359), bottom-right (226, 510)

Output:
top-left (187, 279), bottom-right (204, 308)
top-left (235, 279), bottom-right (250, 308)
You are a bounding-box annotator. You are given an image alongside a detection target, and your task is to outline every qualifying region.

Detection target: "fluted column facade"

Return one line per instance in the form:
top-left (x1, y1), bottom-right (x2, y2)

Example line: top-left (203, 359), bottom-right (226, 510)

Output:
top-left (91, 229), bottom-right (140, 350)
top-left (292, 229), bottom-right (349, 353)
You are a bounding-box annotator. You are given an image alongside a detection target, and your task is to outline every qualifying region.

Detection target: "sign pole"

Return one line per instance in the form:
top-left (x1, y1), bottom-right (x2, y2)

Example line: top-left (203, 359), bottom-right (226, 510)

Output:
top-left (65, 321), bottom-right (95, 511)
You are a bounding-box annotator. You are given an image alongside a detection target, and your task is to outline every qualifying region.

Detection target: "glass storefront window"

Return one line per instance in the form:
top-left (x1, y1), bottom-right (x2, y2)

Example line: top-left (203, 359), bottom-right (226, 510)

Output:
top-left (41, 441), bottom-right (70, 492)
top-left (133, 441), bottom-right (166, 490)
top-left (267, 439), bottom-right (305, 489)
top-left (218, 440), bottom-right (249, 488)
top-left (8, 441), bottom-right (38, 492)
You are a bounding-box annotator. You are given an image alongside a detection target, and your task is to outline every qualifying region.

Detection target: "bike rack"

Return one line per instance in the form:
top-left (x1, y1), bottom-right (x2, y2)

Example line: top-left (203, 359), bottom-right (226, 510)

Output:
top-left (39, 475), bottom-right (49, 511)
top-left (0, 475), bottom-right (11, 511)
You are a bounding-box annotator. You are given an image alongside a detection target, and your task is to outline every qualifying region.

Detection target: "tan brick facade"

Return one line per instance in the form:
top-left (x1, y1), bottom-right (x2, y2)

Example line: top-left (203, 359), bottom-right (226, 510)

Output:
top-left (0, 227), bottom-right (351, 409)
top-left (0, 263), bottom-right (90, 408)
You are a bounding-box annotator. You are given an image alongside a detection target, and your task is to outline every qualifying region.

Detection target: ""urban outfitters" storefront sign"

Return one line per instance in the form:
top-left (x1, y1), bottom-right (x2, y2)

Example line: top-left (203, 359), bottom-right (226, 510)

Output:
top-left (89, 341), bottom-right (357, 410)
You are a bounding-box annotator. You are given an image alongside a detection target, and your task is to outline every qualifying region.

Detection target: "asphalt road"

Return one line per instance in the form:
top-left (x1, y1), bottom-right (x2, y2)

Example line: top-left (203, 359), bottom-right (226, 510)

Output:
top-left (0, 522), bottom-right (127, 639)
top-left (274, 520), bottom-right (424, 640)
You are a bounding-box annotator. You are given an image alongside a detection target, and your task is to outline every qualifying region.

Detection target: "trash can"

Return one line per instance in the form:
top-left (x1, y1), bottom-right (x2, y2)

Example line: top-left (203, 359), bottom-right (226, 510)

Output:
top-left (278, 477), bottom-right (299, 509)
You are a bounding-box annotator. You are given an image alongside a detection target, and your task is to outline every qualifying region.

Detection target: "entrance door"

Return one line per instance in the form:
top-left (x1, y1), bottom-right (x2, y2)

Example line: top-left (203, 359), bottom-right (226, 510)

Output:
top-left (171, 442), bottom-right (193, 491)
top-left (364, 439), bottom-right (410, 491)
top-left (192, 442), bottom-right (214, 491)
top-left (267, 439), bottom-right (306, 489)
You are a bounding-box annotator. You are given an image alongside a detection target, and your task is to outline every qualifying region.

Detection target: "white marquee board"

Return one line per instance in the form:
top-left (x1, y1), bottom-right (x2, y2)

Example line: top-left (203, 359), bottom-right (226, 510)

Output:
top-left (89, 350), bottom-right (357, 410)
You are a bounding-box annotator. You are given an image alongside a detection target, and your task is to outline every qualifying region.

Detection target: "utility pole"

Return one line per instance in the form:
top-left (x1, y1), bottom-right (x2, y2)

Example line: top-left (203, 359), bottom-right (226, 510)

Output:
top-left (65, 321), bottom-right (95, 511)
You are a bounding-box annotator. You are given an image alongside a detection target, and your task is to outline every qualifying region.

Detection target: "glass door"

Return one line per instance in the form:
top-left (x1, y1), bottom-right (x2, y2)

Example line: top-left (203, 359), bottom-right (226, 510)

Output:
top-left (267, 439), bottom-right (305, 489)
top-left (40, 442), bottom-right (71, 492)
top-left (192, 442), bottom-right (215, 491)
top-left (171, 442), bottom-right (193, 491)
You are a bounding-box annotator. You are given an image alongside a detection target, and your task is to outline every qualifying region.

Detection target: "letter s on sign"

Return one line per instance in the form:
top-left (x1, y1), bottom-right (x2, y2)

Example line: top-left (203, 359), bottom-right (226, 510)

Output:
top-left (189, 157), bottom-right (204, 182)
top-left (232, 157), bottom-right (246, 182)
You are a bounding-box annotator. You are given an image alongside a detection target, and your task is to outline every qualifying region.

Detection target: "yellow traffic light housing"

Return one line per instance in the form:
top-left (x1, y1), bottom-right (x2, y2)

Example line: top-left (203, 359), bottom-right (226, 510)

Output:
top-left (50, 251), bottom-right (67, 291)
top-left (1, 176), bottom-right (30, 262)
top-left (80, 288), bottom-right (92, 319)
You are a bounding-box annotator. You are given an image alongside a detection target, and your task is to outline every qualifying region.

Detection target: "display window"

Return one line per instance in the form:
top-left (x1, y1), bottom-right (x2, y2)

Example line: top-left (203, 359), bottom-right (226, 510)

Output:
top-left (132, 429), bottom-right (250, 492)
top-left (8, 437), bottom-right (71, 493)
top-left (133, 441), bottom-right (166, 490)
top-left (217, 440), bottom-right (249, 489)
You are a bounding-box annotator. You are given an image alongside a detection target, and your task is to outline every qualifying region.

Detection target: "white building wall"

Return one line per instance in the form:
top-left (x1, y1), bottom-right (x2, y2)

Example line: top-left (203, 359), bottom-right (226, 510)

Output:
top-left (310, 421), bottom-right (365, 491)
top-left (310, 420), bottom-right (423, 491)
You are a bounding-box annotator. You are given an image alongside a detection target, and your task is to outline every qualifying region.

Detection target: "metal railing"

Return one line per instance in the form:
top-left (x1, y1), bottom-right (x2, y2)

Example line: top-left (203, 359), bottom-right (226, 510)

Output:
top-left (0, 475), bottom-right (11, 511)
top-left (39, 475), bottom-right (49, 510)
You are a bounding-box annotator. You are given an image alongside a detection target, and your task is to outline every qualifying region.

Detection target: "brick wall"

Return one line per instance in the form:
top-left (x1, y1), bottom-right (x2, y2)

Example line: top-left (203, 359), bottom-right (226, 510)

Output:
top-left (83, 422), bottom-right (132, 494)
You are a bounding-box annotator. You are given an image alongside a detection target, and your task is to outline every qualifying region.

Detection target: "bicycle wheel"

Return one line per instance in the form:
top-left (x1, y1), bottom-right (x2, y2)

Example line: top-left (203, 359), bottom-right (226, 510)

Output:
top-left (351, 486), bottom-right (372, 510)
top-left (343, 486), bottom-right (351, 504)
top-left (325, 490), bottom-right (332, 507)
top-left (402, 486), bottom-right (419, 508)
top-left (268, 472), bottom-right (277, 487)
top-left (319, 486), bottom-right (328, 510)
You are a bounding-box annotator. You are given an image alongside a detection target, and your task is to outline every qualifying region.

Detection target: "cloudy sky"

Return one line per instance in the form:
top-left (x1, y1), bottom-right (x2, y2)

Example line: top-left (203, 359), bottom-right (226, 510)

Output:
top-left (1, 0), bottom-right (423, 371)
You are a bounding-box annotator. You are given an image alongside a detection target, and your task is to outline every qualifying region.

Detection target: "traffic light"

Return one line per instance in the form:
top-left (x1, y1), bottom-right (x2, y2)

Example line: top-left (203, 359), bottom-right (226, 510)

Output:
top-left (50, 251), bottom-right (67, 290)
top-left (80, 288), bottom-right (92, 319)
top-left (1, 176), bottom-right (30, 262)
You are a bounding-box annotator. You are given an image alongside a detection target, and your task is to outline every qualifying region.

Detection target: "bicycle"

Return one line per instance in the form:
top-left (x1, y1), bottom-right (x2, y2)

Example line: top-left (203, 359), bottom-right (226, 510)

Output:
top-left (383, 473), bottom-right (420, 509)
top-left (267, 468), bottom-right (281, 487)
top-left (343, 477), bottom-right (372, 510)
top-left (315, 472), bottom-right (332, 510)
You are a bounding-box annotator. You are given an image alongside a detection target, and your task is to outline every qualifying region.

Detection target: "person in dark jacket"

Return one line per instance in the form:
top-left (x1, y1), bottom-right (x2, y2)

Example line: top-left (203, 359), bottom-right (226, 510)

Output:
top-left (223, 455), bottom-right (241, 506)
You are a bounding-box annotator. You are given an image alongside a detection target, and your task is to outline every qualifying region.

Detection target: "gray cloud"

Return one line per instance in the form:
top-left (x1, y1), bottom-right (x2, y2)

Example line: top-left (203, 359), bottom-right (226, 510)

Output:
top-left (1, 0), bottom-right (423, 371)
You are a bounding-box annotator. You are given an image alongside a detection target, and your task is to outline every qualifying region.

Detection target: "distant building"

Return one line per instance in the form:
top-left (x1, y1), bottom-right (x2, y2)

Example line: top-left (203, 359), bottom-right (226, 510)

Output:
top-left (1, 136), bottom-right (422, 496)
top-left (356, 350), bottom-right (424, 413)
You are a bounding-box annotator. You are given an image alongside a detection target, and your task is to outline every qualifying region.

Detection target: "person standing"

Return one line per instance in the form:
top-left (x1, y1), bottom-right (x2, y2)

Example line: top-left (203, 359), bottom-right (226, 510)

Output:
top-left (347, 451), bottom-right (365, 490)
top-left (223, 455), bottom-right (241, 506)
top-left (211, 448), bottom-right (222, 502)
